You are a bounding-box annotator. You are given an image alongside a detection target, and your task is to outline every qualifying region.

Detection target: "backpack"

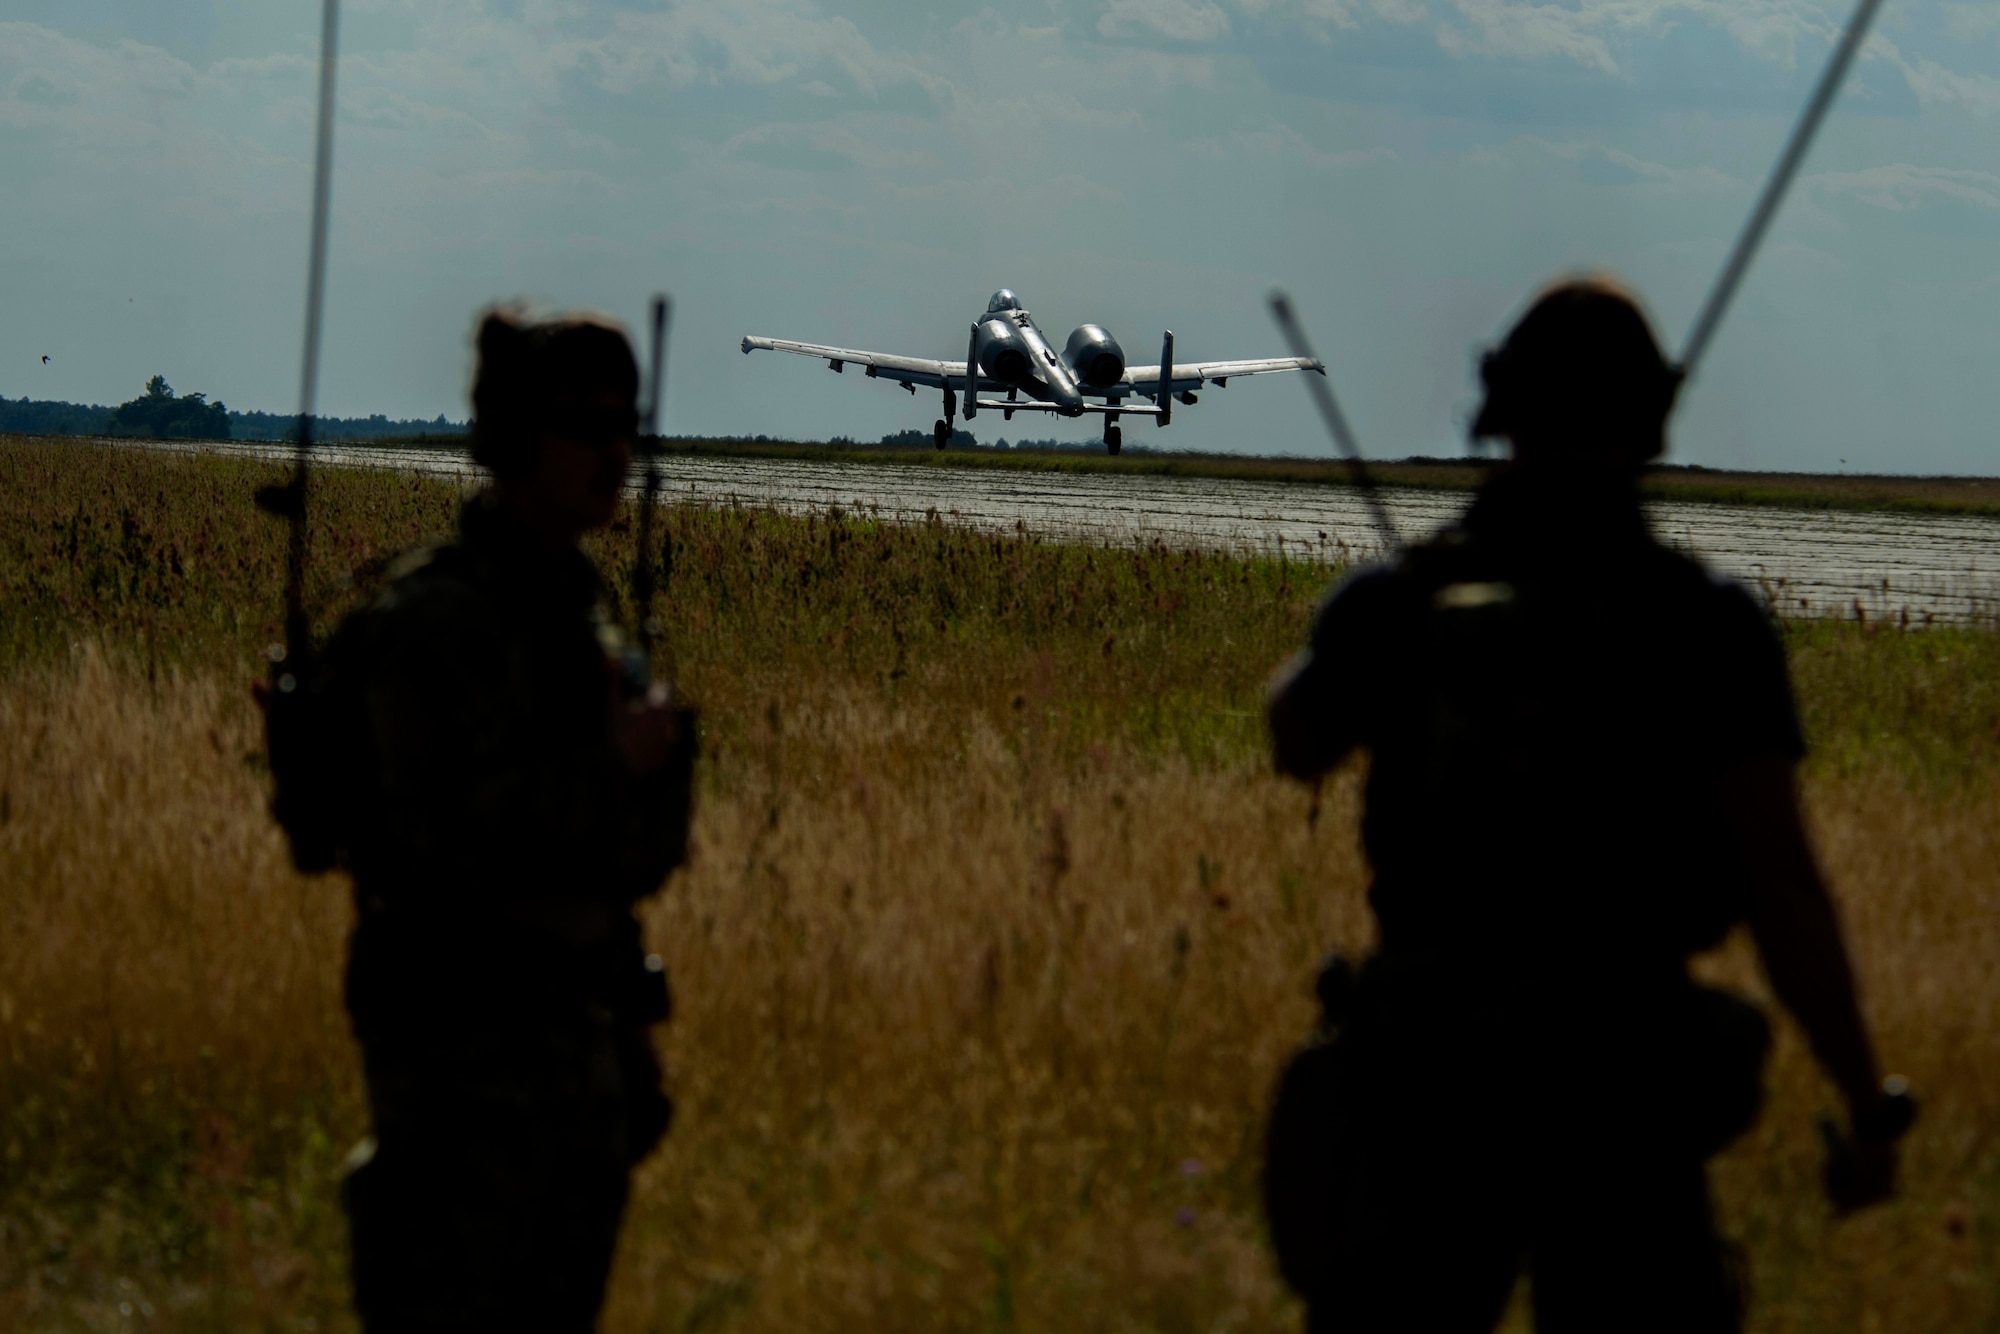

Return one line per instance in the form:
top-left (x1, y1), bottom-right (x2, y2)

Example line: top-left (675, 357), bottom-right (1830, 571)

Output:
top-left (260, 553), bottom-right (427, 874)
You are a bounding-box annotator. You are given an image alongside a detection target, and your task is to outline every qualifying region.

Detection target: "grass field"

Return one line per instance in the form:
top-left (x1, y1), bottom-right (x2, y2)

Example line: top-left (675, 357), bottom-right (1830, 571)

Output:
top-left (1, 435), bottom-right (1995, 1332)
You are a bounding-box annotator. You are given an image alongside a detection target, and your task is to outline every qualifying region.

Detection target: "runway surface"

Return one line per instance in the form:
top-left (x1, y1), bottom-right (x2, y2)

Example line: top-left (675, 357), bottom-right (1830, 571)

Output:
top-left (128, 438), bottom-right (2000, 622)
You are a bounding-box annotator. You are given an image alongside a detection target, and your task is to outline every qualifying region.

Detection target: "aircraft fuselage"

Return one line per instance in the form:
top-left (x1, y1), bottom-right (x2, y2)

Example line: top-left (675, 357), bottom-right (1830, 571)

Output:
top-left (971, 291), bottom-right (1086, 416)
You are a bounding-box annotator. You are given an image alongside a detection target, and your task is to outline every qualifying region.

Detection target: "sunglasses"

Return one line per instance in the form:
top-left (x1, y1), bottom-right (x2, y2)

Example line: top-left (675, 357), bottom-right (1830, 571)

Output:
top-left (552, 404), bottom-right (640, 449)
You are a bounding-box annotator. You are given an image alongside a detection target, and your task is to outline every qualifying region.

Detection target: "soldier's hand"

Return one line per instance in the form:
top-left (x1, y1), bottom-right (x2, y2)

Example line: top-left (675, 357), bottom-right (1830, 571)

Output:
top-left (611, 682), bottom-right (696, 778)
top-left (1820, 1119), bottom-right (1898, 1214)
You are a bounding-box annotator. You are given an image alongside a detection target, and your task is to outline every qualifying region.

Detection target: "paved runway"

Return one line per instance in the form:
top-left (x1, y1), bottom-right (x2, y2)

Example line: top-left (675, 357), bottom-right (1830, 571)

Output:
top-left (127, 438), bottom-right (2000, 622)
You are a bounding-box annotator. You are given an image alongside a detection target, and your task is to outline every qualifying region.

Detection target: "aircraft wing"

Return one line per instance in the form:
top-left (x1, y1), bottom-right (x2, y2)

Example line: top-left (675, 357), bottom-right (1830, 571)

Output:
top-left (741, 335), bottom-right (978, 392)
top-left (1121, 356), bottom-right (1322, 396)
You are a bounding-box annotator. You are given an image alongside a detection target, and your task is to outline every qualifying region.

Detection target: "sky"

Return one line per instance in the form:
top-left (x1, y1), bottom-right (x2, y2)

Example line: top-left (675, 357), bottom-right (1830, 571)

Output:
top-left (0, 0), bottom-right (1995, 472)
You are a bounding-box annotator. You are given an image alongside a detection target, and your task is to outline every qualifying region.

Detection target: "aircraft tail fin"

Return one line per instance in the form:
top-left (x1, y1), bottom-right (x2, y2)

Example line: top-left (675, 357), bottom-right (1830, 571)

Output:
top-left (1157, 330), bottom-right (1174, 427)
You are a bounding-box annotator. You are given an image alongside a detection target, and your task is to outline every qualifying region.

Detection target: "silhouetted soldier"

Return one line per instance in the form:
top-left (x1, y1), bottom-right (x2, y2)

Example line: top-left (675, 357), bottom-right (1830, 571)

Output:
top-left (1262, 278), bottom-right (1911, 1333)
top-left (316, 310), bottom-right (694, 1332)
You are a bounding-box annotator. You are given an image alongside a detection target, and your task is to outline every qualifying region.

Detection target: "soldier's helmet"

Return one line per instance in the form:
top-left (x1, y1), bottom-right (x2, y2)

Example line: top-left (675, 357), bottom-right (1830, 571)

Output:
top-left (1472, 277), bottom-right (1681, 466)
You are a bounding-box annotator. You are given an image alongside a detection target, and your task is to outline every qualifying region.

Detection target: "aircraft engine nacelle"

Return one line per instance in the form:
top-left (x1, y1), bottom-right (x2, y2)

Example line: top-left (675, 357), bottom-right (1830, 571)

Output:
top-left (1062, 325), bottom-right (1126, 388)
top-left (976, 319), bottom-right (1032, 383)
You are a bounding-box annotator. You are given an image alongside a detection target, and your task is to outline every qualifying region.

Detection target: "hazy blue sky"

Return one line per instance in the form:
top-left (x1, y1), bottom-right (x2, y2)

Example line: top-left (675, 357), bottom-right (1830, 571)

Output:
top-left (2, 0), bottom-right (1995, 470)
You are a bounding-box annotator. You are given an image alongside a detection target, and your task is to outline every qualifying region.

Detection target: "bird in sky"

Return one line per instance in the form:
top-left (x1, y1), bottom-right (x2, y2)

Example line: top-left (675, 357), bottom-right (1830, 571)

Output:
top-left (41, 354), bottom-right (49, 364)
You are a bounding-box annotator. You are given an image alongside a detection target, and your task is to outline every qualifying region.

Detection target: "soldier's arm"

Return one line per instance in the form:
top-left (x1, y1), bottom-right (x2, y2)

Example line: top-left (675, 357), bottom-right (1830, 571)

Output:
top-left (1721, 753), bottom-right (1897, 1203)
top-left (607, 684), bottom-right (698, 892)
top-left (1268, 652), bottom-right (1345, 781)
top-left (1267, 569), bottom-right (1397, 782)
top-left (609, 684), bottom-right (694, 776)
top-left (1706, 581), bottom-right (1887, 1109)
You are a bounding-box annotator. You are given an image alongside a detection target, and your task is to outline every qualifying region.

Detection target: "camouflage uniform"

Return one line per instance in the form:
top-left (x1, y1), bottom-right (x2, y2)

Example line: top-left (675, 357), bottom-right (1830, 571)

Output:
top-left (325, 494), bottom-right (690, 1333)
top-left (1265, 467), bottom-right (1798, 1333)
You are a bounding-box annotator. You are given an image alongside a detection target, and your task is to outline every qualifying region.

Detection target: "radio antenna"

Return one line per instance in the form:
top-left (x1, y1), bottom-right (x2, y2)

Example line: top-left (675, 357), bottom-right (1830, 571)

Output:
top-left (253, 0), bottom-right (344, 874)
top-left (1678, 0), bottom-right (1886, 383)
top-left (1268, 290), bottom-right (1400, 551)
top-left (257, 0), bottom-right (341, 678)
top-left (632, 294), bottom-right (672, 674)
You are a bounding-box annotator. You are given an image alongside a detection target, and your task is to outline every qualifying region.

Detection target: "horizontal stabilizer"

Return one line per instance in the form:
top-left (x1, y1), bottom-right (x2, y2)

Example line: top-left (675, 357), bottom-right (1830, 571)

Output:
top-left (969, 399), bottom-right (1164, 417)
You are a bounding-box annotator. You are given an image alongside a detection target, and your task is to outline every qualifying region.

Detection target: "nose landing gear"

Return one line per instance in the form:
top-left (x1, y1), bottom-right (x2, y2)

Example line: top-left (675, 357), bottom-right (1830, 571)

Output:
top-left (1104, 423), bottom-right (1123, 456)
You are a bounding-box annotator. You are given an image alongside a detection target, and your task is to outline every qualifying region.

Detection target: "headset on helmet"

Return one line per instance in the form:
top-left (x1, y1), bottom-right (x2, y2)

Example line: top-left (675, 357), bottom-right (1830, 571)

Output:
top-left (1471, 277), bottom-right (1683, 462)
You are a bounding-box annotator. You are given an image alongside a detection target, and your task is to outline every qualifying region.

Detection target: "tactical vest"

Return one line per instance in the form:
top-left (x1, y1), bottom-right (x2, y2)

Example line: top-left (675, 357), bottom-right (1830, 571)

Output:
top-left (1352, 528), bottom-right (1756, 961)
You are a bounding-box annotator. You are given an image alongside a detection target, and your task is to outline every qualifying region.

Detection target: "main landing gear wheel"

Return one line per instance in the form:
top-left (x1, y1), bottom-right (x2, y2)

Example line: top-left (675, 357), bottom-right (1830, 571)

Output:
top-left (933, 418), bottom-right (950, 451)
top-left (1105, 424), bottom-right (1122, 456)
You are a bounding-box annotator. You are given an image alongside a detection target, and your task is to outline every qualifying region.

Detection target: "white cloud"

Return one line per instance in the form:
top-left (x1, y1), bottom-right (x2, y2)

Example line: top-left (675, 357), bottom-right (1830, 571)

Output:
top-left (0, 23), bottom-right (305, 220)
top-left (1940, 3), bottom-right (2000, 43)
top-left (1423, 0), bottom-right (1852, 75)
top-left (583, 0), bottom-right (934, 100)
top-left (1098, 0), bottom-right (1234, 42)
top-left (978, 91), bottom-right (1147, 134)
top-left (714, 121), bottom-right (931, 174)
top-left (1811, 163), bottom-right (2000, 212)
top-left (1100, 0), bottom-right (1853, 75)
top-left (1184, 122), bottom-right (1396, 168)
top-left (1882, 48), bottom-right (2000, 113)
top-left (1437, 0), bottom-right (1620, 73)
top-left (1516, 137), bottom-right (1733, 186)
top-left (330, 0), bottom-right (940, 116)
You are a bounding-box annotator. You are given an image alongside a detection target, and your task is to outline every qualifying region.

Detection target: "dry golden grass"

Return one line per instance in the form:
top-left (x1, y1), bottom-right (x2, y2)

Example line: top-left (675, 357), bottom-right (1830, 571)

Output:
top-left (0, 653), bottom-right (356, 1332)
top-left (1698, 776), bottom-right (2000, 1334)
top-left (1, 436), bottom-right (1996, 1331)
top-left (4, 662), bottom-right (1995, 1332)
top-left (0, 654), bottom-right (1371, 1332)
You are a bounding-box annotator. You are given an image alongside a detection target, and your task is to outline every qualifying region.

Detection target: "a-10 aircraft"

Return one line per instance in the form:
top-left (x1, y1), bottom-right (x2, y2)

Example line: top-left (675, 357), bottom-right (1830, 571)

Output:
top-left (742, 289), bottom-right (1324, 454)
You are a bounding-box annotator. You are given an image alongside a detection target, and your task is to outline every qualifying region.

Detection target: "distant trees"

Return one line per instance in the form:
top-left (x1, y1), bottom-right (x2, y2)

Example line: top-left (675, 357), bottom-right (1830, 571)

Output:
top-left (229, 408), bottom-right (468, 442)
top-left (0, 394), bottom-right (468, 444)
top-left (877, 427), bottom-right (978, 448)
top-left (0, 396), bottom-right (113, 436)
top-left (106, 376), bottom-right (230, 440)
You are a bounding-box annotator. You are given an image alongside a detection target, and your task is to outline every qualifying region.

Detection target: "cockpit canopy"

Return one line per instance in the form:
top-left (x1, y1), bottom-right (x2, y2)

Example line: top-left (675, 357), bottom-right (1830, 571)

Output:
top-left (986, 289), bottom-right (1021, 313)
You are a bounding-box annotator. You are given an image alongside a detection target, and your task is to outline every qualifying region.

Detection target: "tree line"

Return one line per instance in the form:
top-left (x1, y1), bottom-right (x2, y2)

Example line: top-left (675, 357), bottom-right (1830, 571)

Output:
top-left (0, 376), bottom-right (467, 442)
